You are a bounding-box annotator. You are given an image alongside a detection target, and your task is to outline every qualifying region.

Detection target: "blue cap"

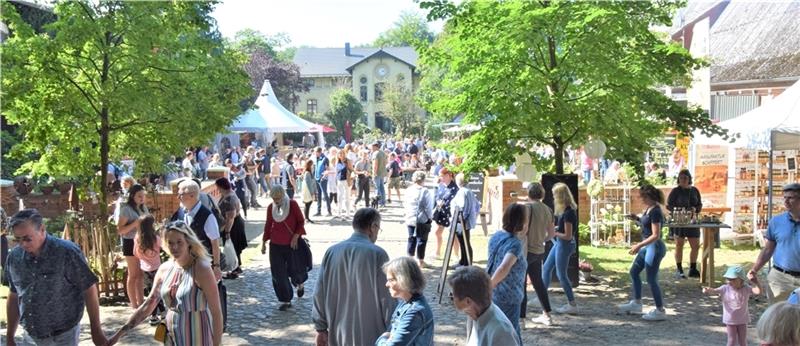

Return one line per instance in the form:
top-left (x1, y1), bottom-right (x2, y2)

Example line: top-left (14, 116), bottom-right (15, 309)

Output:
top-left (723, 265), bottom-right (745, 280)
top-left (789, 288), bottom-right (800, 305)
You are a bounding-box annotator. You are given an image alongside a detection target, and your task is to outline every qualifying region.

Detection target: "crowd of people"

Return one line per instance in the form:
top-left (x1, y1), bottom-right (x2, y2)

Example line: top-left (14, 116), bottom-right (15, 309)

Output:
top-left (2, 133), bottom-right (800, 346)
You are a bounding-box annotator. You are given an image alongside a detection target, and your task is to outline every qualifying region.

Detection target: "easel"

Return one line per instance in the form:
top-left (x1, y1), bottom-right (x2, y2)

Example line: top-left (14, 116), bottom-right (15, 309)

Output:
top-left (436, 206), bottom-right (472, 303)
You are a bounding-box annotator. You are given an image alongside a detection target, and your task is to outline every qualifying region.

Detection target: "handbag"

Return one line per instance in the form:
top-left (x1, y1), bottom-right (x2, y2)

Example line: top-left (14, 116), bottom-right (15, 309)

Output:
top-left (221, 239), bottom-right (238, 272)
top-left (153, 322), bottom-right (167, 342)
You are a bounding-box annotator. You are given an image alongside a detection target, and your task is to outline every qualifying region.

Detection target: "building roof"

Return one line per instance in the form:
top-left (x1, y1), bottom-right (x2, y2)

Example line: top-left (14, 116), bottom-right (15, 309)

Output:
top-left (707, 1), bottom-right (800, 83)
top-left (672, 1), bottom-right (800, 84)
top-left (293, 46), bottom-right (418, 77)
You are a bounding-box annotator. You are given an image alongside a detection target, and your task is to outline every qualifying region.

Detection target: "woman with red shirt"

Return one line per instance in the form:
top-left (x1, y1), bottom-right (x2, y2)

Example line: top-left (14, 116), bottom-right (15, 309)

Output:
top-left (261, 185), bottom-right (307, 311)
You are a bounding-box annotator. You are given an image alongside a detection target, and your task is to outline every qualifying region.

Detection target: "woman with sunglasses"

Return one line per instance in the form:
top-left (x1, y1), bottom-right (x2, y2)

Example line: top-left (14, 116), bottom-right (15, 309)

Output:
top-left (108, 221), bottom-right (223, 346)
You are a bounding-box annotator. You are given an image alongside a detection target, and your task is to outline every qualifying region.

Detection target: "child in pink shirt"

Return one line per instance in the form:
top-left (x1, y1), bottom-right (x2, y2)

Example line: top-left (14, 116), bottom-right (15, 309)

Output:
top-left (134, 215), bottom-right (164, 324)
top-left (703, 265), bottom-right (762, 346)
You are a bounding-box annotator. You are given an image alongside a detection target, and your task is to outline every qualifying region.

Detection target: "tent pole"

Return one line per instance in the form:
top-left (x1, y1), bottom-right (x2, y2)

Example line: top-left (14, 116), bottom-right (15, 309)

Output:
top-left (767, 148), bottom-right (774, 222)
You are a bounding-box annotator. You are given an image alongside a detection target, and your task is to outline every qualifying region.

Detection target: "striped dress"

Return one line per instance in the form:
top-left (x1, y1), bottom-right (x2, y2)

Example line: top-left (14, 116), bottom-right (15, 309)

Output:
top-left (160, 261), bottom-right (213, 345)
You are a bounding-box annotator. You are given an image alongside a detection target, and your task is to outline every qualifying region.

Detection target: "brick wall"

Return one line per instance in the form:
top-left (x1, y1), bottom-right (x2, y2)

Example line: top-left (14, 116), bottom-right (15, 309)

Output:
top-left (1, 183), bottom-right (220, 221)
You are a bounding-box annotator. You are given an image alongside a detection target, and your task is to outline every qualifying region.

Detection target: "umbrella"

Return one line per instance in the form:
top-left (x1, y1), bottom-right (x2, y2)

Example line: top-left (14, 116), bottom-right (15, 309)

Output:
top-left (310, 124), bottom-right (336, 133)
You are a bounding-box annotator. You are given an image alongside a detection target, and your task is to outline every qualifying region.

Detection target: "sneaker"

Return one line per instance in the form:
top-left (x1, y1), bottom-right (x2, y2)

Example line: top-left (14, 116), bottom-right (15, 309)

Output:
top-left (688, 268), bottom-right (700, 278)
top-left (530, 314), bottom-right (553, 326)
top-left (279, 302), bottom-right (292, 311)
top-left (618, 300), bottom-right (643, 314)
top-left (313, 213), bottom-right (322, 217)
top-left (555, 303), bottom-right (578, 315)
top-left (297, 284), bottom-right (305, 298)
top-left (642, 308), bottom-right (667, 321)
top-left (674, 271), bottom-right (687, 279)
top-left (148, 315), bottom-right (161, 326)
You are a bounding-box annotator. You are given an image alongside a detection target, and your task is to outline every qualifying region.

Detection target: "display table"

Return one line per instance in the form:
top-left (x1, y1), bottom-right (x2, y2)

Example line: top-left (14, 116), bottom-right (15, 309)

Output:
top-left (666, 223), bottom-right (731, 285)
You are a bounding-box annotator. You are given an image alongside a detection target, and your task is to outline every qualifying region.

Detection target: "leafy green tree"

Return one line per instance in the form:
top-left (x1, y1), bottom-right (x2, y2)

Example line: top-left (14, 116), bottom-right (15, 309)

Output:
top-left (325, 89), bottom-right (364, 138)
top-left (419, 0), bottom-right (731, 175)
top-left (381, 82), bottom-right (421, 138)
top-left (1, 1), bottom-right (251, 213)
top-left (374, 11), bottom-right (436, 47)
top-left (230, 29), bottom-right (290, 58)
top-left (231, 29), bottom-right (308, 112)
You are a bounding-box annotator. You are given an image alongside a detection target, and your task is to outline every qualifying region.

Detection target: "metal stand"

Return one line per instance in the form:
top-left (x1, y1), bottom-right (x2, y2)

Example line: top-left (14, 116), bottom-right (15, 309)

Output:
top-left (436, 207), bottom-right (469, 304)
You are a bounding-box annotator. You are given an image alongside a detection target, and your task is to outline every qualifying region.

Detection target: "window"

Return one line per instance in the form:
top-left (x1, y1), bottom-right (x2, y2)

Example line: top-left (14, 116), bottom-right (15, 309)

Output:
top-left (305, 79), bottom-right (315, 88)
top-left (360, 76), bottom-right (367, 84)
top-left (307, 99), bottom-right (318, 115)
top-left (360, 86), bottom-right (368, 102)
top-left (374, 82), bottom-right (385, 102)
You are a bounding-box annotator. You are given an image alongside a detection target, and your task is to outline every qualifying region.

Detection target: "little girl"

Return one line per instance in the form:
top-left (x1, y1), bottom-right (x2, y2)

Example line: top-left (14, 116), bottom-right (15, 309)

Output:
top-left (702, 265), bottom-right (761, 346)
top-left (134, 214), bottom-right (164, 324)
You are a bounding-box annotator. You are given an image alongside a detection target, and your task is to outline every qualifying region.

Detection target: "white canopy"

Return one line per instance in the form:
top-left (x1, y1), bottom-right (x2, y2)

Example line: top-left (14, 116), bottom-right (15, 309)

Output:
top-left (693, 80), bottom-right (800, 150)
top-left (229, 80), bottom-right (316, 133)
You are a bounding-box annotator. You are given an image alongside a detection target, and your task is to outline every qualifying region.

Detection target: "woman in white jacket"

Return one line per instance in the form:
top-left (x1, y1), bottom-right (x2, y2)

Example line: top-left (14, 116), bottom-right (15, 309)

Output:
top-left (404, 171), bottom-right (434, 268)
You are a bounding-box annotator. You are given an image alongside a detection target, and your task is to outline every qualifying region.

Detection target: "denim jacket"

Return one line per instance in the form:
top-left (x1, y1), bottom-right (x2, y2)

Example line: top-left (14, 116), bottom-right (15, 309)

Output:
top-left (375, 294), bottom-right (434, 346)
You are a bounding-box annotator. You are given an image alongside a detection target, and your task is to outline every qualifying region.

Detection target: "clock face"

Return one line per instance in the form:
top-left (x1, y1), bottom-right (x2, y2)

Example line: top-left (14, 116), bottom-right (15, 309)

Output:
top-left (375, 65), bottom-right (389, 78)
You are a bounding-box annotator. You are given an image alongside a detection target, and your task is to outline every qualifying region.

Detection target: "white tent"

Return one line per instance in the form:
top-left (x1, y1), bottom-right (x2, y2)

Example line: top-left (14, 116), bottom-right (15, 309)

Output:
top-left (227, 80), bottom-right (325, 147)
top-left (692, 80), bottom-right (800, 222)
top-left (230, 80), bottom-right (316, 133)
top-left (693, 80), bottom-right (800, 150)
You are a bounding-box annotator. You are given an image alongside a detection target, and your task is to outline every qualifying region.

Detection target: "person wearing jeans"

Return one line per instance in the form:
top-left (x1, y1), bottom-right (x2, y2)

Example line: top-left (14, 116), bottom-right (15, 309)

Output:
top-left (619, 184), bottom-right (668, 321)
top-left (313, 147), bottom-right (332, 216)
top-left (370, 142), bottom-right (388, 207)
top-left (541, 183), bottom-right (578, 314)
top-left (404, 171), bottom-right (433, 267)
top-left (523, 182), bottom-right (556, 326)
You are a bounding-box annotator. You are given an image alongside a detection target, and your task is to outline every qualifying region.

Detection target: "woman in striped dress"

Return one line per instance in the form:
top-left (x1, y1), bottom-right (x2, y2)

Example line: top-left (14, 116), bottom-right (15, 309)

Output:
top-left (109, 221), bottom-right (223, 346)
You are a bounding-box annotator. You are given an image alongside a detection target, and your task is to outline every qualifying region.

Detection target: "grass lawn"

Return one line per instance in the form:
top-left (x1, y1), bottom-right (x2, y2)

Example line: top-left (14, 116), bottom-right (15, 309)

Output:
top-left (580, 241), bottom-right (762, 284)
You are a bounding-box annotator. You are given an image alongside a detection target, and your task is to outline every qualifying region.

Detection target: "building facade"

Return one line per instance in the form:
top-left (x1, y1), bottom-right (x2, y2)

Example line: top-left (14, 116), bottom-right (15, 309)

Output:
top-left (669, 0), bottom-right (800, 121)
top-left (293, 43), bottom-right (424, 132)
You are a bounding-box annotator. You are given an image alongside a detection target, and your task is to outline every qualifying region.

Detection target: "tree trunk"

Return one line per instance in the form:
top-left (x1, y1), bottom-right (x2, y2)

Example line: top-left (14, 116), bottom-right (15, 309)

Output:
top-left (553, 142), bottom-right (565, 174)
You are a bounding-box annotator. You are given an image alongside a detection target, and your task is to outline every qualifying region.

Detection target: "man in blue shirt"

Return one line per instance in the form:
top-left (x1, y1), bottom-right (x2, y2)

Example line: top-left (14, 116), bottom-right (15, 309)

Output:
top-left (314, 146), bottom-right (332, 216)
top-left (749, 183), bottom-right (800, 303)
top-left (4, 209), bottom-right (107, 346)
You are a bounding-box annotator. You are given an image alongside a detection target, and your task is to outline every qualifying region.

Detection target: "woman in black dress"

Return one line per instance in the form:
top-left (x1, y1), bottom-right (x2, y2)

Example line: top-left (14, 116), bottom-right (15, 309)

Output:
top-left (215, 178), bottom-right (248, 279)
top-left (434, 168), bottom-right (459, 258)
top-left (666, 169), bottom-right (703, 279)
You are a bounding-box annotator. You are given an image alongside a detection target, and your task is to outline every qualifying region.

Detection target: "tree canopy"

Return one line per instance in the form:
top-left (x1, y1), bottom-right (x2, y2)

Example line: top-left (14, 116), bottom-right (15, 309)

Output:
top-left (325, 89), bottom-right (364, 138)
top-left (418, 0), bottom-right (732, 174)
top-left (1, 0), bottom-right (251, 211)
top-left (373, 11), bottom-right (436, 47)
top-left (382, 82), bottom-right (421, 138)
top-left (231, 29), bottom-right (308, 112)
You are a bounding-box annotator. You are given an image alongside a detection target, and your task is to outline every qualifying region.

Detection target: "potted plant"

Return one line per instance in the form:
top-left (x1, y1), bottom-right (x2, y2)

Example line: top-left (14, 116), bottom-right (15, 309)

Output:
top-left (37, 175), bottom-right (55, 195)
top-left (13, 176), bottom-right (33, 195)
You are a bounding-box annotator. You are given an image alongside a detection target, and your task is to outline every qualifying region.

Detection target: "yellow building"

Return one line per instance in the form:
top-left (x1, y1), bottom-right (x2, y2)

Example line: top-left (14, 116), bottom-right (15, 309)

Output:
top-left (293, 43), bottom-right (423, 132)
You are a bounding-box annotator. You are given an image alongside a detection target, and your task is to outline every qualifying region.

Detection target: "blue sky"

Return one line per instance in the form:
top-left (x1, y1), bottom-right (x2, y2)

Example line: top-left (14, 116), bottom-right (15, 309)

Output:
top-left (212, 0), bottom-right (445, 48)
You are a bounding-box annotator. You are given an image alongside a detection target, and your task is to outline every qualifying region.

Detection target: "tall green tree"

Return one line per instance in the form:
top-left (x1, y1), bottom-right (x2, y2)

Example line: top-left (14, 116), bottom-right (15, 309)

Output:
top-left (419, 0), bottom-right (731, 174)
top-left (230, 29), bottom-right (308, 112)
top-left (382, 82), bottom-right (421, 138)
top-left (373, 11), bottom-right (436, 47)
top-left (325, 89), bottom-right (364, 138)
top-left (1, 1), bottom-right (251, 213)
